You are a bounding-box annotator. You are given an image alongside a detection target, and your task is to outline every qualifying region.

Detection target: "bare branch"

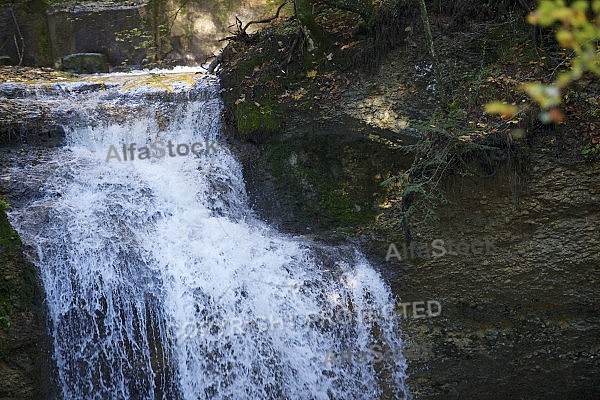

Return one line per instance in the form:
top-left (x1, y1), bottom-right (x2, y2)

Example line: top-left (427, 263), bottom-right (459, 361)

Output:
top-left (218, 1), bottom-right (289, 44)
top-left (241, 0), bottom-right (289, 35)
top-left (10, 6), bottom-right (24, 66)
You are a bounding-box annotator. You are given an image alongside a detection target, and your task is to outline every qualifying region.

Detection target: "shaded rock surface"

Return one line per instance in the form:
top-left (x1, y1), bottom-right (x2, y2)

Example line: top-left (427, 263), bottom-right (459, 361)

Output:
top-left (0, 0), bottom-right (53, 67)
top-left (0, 205), bottom-right (54, 400)
top-left (381, 156), bottom-right (600, 399)
top-left (60, 52), bottom-right (109, 74)
top-left (217, 21), bottom-right (600, 399)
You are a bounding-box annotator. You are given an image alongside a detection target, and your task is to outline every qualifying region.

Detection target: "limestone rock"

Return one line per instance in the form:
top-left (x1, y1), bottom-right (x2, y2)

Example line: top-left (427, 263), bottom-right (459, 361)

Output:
top-left (61, 53), bottom-right (109, 74)
top-left (0, 55), bottom-right (12, 66)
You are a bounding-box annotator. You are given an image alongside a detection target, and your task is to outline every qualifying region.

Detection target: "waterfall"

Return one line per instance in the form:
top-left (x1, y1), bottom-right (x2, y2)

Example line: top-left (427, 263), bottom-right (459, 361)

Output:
top-left (3, 71), bottom-right (408, 399)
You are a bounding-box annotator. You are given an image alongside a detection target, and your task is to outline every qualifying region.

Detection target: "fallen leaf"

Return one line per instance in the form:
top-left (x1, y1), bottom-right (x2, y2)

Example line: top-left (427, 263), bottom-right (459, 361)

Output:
top-left (484, 101), bottom-right (518, 118)
top-left (235, 94), bottom-right (246, 105)
top-left (341, 41), bottom-right (359, 50)
top-left (291, 88), bottom-right (307, 100)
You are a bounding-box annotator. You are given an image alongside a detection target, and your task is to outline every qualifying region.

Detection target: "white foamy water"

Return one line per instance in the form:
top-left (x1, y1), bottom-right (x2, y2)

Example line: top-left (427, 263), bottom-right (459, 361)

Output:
top-left (5, 75), bottom-right (408, 399)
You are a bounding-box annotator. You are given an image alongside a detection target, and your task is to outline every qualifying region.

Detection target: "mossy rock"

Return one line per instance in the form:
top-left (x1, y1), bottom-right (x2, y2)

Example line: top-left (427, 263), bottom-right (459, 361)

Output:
top-left (0, 200), bottom-right (52, 398)
top-left (61, 53), bottom-right (109, 74)
top-left (0, 56), bottom-right (12, 66)
top-left (255, 116), bottom-right (414, 234)
top-left (235, 101), bottom-right (281, 142)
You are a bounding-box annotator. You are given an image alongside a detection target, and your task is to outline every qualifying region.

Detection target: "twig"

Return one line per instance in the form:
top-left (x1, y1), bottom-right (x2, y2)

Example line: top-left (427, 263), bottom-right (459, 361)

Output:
top-left (168, 0), bottom-right (191, 34)
top-left (207, 54), bottom-right (222, 74)
top-left (10, 6), bottom-right (24, 66)
top-left (279, 29), bottom-right (303, 69)
top-left (240, 0), bottom-right (289, 35)
top-left (219, 1), bottom-right (289, 42)
top-left (542, 50), bottom-right (575, 82)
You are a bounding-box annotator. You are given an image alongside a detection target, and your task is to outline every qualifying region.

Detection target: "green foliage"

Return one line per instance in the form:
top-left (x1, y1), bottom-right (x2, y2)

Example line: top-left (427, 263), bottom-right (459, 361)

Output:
top-left (524, 0), bottom-right (600, 110)
top-left (486, 0), bottom-right (599, 119)
top-left (582, 143), bottom-right (600, 158)
top-left (382, 113), bottom-right (506, 225)
top-left (0, 199), bottom-right (10, 212)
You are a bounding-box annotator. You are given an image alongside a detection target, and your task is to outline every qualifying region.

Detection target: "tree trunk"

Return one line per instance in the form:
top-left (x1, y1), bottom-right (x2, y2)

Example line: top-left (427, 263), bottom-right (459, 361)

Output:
top-left (294, 0), bottom-right (327, 53)
top-left (417, 0), bottom-right (446, 106)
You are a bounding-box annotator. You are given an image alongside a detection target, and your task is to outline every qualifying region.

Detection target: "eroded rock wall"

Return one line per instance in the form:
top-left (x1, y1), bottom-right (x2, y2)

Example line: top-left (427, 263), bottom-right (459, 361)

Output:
top-left (0, 205), bottom-right (54, 400)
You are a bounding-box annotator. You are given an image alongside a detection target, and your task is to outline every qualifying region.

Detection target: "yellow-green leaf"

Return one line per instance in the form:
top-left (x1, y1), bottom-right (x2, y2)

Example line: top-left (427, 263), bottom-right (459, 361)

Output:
top-left (484, 102), bottom-right (518, 117)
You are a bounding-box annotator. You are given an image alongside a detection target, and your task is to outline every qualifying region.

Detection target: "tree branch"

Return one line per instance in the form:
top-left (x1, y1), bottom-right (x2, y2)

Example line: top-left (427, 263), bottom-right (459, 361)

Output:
top-left (220, 1), bottom-right (289, 42)
top-left (10, 6), bottom-right (24, 66)
top-left (241, 0), bottom-right (289, 35)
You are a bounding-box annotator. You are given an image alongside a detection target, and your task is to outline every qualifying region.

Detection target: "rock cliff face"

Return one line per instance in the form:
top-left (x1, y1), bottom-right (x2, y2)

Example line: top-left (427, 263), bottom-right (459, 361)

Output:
top-left (0, 204), bottom-right (54, 400)
top-left (217, 16), bottom-right (600, 398)
top-left (389, 158), bottom-right (600, 399)
top-left (224, 72), bottom-right (600, 397)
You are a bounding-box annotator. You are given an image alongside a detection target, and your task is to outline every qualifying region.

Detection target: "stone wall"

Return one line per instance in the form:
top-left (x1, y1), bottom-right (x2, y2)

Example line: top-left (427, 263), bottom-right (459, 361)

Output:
top-left (47, 3), bottom-right (148, 67)
top-left (0, 0), bottom-right (276, 69)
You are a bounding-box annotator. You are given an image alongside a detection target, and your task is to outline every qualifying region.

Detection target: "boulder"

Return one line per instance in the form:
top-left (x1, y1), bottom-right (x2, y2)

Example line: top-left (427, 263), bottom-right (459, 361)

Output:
top-left (0, 55), bottom-right (12, 66)
top-left (61, 52), bottom-right (108, 74)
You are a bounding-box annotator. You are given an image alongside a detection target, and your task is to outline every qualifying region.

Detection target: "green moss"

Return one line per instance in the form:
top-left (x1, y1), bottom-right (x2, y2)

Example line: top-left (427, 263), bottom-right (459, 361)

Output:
top-left (0, 199), bottom-right (45, 350)
top-left (232, 51), bottom-right (271, 80)
top-left (0, 200), bottom-right (20, 254)
top-left (479, 17), bottom-right (536, 65)
top-left (235, 101), bottom-right (281, 140)
top-left (267, 142), bottom-right (376, 230)
top-left (266, 143), bottom-right (293, 177)
top-left (320, 188), bottom-right (373, 226)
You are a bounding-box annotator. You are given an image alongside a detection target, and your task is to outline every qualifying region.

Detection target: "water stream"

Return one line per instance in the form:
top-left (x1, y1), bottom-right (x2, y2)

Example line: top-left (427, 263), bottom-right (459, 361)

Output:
top-left (3, 71), bottom-right (408, 399)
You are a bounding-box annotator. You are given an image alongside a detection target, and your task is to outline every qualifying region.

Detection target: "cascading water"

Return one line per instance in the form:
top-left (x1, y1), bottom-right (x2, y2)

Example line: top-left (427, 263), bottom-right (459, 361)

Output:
top-left (3, 71), bottom-right (409, 399)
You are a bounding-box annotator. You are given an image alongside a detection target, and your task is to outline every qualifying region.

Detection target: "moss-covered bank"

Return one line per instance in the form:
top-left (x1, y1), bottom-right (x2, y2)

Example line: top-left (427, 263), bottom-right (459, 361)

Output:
top-left (0, 201), bottom-right (53, 399)
top-left (219, 13), bottom-right (417, 236)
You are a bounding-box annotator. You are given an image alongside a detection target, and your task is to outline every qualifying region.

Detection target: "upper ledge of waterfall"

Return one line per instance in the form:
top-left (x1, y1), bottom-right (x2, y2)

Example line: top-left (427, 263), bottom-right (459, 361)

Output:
top-left (47, 1), bottom-right (146, 14)
top-left (0, 67), bottom-right (217, 97)
top-left (0, 68), bottom-right (219, 148)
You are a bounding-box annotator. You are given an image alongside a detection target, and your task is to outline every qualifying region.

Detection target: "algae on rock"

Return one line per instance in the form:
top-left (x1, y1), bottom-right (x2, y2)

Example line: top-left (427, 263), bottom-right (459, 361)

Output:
top-left (0, 201), bottom-right (53, 399)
